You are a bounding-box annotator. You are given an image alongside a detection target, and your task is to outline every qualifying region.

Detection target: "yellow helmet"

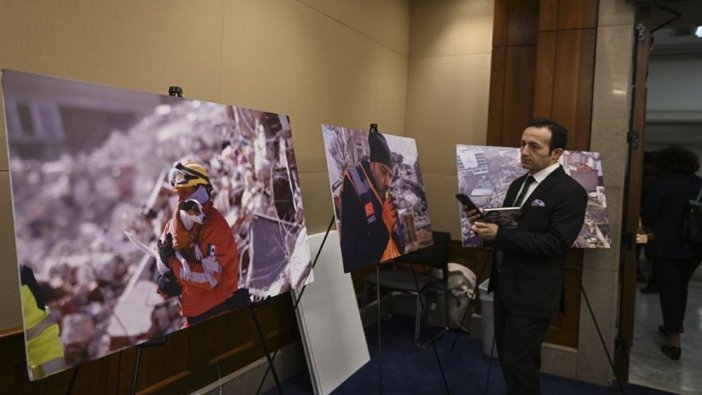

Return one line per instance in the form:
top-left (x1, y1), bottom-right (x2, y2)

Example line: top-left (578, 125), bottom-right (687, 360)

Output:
top-left (168, 160), bottom-right (211, 190)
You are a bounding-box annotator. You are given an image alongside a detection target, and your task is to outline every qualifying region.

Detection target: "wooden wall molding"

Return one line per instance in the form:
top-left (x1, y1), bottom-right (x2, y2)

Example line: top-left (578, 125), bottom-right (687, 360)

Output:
top-left (0, 296), bottom-right (297, 394)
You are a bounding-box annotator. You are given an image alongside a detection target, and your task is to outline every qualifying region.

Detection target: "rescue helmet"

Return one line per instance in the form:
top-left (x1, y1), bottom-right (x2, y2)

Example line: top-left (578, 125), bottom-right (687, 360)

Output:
top-left (168, 160), bottom-right (211, 191)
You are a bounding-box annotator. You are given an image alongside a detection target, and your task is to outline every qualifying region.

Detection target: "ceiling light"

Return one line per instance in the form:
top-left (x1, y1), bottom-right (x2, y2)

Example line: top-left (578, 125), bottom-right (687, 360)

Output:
top-left (696, 26), bottom-right (702, 38)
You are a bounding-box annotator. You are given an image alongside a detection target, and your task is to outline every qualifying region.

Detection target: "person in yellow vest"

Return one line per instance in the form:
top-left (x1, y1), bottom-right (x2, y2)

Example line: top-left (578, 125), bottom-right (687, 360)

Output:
top-left (340, 130), bottom-right (404, 272)
top-left (20, 264), bottom-right (66, 380)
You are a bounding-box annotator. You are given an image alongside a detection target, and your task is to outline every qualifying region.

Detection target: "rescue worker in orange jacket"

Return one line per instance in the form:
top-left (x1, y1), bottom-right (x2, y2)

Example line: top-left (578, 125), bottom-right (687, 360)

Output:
top-left (157, 160), bottom-right (249, 326)
top-left (340, 130), bottom-right (404, 272)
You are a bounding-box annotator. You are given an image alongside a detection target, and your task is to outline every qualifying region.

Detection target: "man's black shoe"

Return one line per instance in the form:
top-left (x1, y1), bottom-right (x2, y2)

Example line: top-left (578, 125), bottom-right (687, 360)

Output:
top-left (660, 345), bottom-right (681, 360)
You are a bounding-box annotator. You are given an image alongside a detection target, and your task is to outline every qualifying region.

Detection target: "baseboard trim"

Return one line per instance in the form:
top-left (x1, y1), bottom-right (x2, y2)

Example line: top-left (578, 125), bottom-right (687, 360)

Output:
top-left (191, 341), bottom-right (305, 395)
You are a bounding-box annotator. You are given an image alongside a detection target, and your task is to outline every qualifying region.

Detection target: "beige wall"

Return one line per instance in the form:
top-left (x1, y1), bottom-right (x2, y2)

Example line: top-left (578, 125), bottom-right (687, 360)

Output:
top-left (0, 0), bottom-right (410, 331)
top-left (405, 0), bottom-right (494, 238)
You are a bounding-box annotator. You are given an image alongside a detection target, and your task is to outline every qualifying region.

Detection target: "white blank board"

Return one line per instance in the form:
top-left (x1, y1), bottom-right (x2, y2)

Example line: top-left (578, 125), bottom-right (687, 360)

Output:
top-left (293, 230), bottom-right (369, 394)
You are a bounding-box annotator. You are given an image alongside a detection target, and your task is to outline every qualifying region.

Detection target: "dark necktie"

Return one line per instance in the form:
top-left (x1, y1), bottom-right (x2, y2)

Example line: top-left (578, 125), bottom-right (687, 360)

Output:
top-left (513, 175), bottom-right (536, 207)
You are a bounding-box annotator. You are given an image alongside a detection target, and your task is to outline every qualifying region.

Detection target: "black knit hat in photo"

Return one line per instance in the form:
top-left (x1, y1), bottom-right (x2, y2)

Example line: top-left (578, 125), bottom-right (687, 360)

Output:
top-left (368, 131), bottom-right (393, 168)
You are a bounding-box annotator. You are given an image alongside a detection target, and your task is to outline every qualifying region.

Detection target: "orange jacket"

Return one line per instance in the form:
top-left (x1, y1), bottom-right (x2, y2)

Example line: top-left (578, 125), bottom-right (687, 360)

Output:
top-left (161, 202), bottom-right (238, 317)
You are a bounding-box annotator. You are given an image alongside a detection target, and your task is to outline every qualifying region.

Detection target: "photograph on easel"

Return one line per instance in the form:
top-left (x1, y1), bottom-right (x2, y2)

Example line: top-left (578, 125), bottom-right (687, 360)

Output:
top-left (456, 144), bottom-right (611, 248)
top-left (1, 70), bottom-right (313, 380)
top-left (322, 124), bottom-right (433, 273)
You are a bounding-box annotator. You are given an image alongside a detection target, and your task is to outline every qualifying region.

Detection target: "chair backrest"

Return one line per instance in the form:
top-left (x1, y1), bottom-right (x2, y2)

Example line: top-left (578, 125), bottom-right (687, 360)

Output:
top-left (400, 231), bottom-right (451, 270)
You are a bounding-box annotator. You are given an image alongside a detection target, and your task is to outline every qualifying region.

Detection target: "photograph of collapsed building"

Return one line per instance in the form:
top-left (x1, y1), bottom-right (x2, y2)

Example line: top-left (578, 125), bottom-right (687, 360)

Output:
top-left (456, 145), bottom-right (611, 249)
top-left (322, 124), bottom-right (433, 272)
top-left (2, 70), bottom-right (312, 380)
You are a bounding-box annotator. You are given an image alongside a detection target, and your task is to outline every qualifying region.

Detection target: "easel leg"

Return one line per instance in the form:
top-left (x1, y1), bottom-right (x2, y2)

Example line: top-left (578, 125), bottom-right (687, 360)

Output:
top-left (250, 305), bottom-right (283, 395)
top-left (255, 215), bottom-right (335, 395)
top-left (66, 365), bottom-right (80, 395)
top-left (376, 264), bottom-right (383, 395)
top-left (483, 335), bottom-right (497, 395)
top-left (127, 336), bottom-right (167, 395)
top-left (578, 272), bottom-right (626, 394)
top-left (130, 346), bottom-right (142, 395)
top-left (410, 265), bottom-right (450, 394)
top-left (450, 248), bottom-right (492, 352)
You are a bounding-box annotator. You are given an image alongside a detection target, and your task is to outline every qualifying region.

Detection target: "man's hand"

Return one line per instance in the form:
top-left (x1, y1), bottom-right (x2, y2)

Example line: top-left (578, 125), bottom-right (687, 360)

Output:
top-left (471, 221), bottom-right (498, 241)
top-left (157, 270), bottom-right (182, 297)
top-left (158, 233), bottom-right (176, 267)
top-left (466, 208), bottom-right (484, 223)
top-left (382, 196), bottom-right (398, 233)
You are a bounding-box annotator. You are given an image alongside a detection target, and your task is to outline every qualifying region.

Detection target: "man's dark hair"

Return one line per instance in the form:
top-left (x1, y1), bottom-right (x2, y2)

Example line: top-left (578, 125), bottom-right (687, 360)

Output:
top-left (655, 145), bottom-right (699, 173)
top-left (526, 118), bottom-right (568, 153)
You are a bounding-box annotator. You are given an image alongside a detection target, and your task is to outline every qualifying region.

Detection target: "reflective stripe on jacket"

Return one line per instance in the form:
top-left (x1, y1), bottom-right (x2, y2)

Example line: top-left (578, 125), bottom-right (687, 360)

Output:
top-left (21, 285), bottom-right (65, 379)
top-left (162, 201), bottom-right (239, 317)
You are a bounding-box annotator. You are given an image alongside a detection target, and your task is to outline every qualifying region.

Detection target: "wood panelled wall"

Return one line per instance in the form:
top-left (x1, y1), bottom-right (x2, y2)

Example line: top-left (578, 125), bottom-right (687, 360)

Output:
top-left (487, 0), bottom-right (599, 347)
top-left (0, 296), bottom-right (297, 394)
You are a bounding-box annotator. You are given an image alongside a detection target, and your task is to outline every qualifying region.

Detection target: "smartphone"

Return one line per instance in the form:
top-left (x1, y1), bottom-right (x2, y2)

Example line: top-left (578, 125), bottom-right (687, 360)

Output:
top-left (455, 193), bottom-right (481, 215)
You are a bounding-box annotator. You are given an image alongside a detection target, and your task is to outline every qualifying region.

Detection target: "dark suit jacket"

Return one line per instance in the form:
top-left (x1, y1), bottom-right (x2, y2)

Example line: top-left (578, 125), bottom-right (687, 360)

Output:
top-left (641, 172), bottom-right (702, 260)
top-left (489, 166), bottom-right (587, 319)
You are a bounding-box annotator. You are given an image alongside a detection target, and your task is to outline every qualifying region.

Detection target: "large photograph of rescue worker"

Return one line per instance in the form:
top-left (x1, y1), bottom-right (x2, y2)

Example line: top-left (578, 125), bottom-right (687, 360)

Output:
top-left (456, 144), bottom-right (611, 248)
top-left (322, 124), bottom-right (433, 273)
top-left (2, 70), bottom-right (312, 381)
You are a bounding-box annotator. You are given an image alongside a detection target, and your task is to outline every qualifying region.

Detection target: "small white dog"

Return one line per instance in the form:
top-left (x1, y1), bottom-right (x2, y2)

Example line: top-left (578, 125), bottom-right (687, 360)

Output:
top-left (173, 199), bottom-right (212, 283)
top-left (153, 199), bottom-right (208, 277)
top-left (178, 199), bottom-right (206, 231)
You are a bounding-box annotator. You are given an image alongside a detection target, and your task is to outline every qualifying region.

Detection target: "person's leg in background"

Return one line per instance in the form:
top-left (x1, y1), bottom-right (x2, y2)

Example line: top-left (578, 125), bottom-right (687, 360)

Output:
top-left (641, 245), bottom-right (659, 294)
top-left (657, 258), bottom-right (683, 359)
top-left (679, 257), bottom-right (701, 321)
top-left (636, 244), bottom-right (647, 282)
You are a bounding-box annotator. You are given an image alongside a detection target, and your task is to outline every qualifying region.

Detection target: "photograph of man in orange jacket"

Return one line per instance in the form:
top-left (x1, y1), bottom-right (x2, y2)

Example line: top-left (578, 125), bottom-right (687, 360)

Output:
top-left (340, 130), bottom-right (405, 272)
top-left (157, 160), bottom-right (250, 326)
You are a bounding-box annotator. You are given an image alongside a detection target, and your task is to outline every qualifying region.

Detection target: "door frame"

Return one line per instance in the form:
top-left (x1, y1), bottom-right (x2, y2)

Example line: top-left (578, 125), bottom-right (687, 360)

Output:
top-left (615, 5), bottom-right (651, 380)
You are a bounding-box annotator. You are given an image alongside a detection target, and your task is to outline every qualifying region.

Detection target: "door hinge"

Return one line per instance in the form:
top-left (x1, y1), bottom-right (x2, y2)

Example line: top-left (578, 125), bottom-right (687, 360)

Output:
top-left (635, 23), bottom-right (647, 41)
top-left (627, 130), bottom-right (639, 149)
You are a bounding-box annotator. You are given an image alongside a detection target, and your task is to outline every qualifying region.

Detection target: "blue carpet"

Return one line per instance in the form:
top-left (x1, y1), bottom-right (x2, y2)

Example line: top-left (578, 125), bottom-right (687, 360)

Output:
top-left (266, 316), bottom-right (674, 395)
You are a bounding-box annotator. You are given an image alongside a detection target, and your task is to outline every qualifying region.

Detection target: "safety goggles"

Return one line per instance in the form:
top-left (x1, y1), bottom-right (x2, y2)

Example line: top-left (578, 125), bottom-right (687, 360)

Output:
top-left (168, 162), bottom-right (210, 188)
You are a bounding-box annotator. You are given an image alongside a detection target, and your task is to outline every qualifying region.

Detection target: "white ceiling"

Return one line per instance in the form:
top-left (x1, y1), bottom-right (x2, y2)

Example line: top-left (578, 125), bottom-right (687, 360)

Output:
top-left (648, 0), bottom-right (702, 56)
top-left (641, 1), bottom-right (702, 147)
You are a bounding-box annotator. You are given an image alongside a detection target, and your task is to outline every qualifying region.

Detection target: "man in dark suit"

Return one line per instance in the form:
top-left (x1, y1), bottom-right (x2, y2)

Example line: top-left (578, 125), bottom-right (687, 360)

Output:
top-left (470, 118), bottom-right (587, 395)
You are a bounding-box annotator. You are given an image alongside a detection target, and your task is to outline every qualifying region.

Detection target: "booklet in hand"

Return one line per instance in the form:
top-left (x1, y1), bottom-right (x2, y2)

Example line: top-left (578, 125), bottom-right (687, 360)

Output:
top-left (482, 206), bottom-right (521, 228)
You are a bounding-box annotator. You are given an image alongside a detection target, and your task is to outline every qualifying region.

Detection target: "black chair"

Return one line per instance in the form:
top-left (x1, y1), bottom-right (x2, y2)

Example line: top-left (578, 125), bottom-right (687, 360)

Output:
top-left (362, 231), bottom-right (451, 346)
